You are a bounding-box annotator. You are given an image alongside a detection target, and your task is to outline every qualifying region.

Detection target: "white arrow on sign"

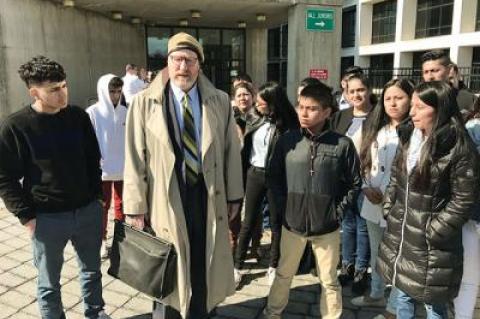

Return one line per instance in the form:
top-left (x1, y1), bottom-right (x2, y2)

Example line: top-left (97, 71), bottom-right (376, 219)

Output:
top-left (315, 21), bottom-right (326, 27)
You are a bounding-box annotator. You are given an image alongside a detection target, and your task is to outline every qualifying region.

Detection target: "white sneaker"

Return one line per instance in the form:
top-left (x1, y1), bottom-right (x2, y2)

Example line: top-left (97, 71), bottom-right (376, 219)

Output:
top-left (267, 267), bottom-right (276, 286)
top-left (96, 310), bottom-right (112, 319)
top-left (100, 242), bottom-right (110, 260)
top-left (234, 268), bottom-right (242, 288)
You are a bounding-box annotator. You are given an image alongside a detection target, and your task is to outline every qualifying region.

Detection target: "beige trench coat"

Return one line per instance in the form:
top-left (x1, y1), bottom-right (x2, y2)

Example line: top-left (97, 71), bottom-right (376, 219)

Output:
top-left (123, 70), bottom-right (244, 318)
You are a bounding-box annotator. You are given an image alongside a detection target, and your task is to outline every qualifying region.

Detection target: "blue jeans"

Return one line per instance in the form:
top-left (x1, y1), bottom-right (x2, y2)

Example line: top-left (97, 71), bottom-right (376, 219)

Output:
top-left (341, 195), bottom-right (369, 271)
top-left (396, 289), bottom-right (448, 319)
top-left (366, 221), bottom-right (397, 313)
top-left (32, 200), bottom-right (105, 319)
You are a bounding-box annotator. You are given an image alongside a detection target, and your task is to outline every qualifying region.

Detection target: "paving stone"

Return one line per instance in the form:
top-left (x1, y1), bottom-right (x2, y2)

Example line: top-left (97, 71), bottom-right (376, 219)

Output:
top-left (7, 250), bottom-right (33, 263)
top-left (3, 237), bottom-right (30, 250)
top-left (216, 304), bottom-right (260, 319)
top-left (358, 309), bottom-right (383, 319)
top-left (0, 242), bottom-right (16, 256)
top-left (61, 264), bottom-right (80, 279)
top-left (61, 279), bottom-right (82, 296)
top-left (20, 302), bottom-right (41, 316)
top-left (110, 307), bottom-right (139, 318)
top-left (289, 289), bottom-right (316, 304)
top-left (62, 291), bottom-right (82, 309)
top-left (0, 257), bottom-right (22, 272)
top-left (341, 309), bottom-right (356, 319)
top-left (104, 279), bottom-right (139, 296)
top-left (0, 303), bottom-right (17, 318)
top-left (122, 296), bottom-right (152, 312)
top-left (15, 281), bottom-right (37, 298)
top-left (102, 289), bottom-right (132, 307)
top-left (284, 300), bottom-right (310, 315)
top-left (0, 284), bottom-right (8, 294)
top-left (0, 290), bottom-right (35, 308)
top-left (0, 272), bottom-right (28, 288)
top-left (9, 263), bottom-right (37, 280)
top-left (281, 313), bottom-right (304, 319)
top-left (11, 311), bottom-right (38, 319)
top-left (222, 292), bottom-right (266, 309)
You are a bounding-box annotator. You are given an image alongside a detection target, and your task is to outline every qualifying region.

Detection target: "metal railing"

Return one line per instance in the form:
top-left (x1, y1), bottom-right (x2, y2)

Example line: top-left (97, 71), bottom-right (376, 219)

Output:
top-left (362, 67), bottom-right (480, 95)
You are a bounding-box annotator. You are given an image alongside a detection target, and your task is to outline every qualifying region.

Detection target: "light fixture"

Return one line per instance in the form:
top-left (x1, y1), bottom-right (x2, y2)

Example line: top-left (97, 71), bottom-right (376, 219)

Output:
top-left (256, 13), bottom-right (266, 22)
top-left (191, 10), bottom-right (201, 19)
top-left (237, 21), bottom-right (246, 28)
top-left (112, 11), bottom-right (123, 20)
top-left (179, 18), bottom-right (189, 26)
top-left (63, 0), bottom-right (75, 7)
top-left (131, 17), bottom-right (141, 24)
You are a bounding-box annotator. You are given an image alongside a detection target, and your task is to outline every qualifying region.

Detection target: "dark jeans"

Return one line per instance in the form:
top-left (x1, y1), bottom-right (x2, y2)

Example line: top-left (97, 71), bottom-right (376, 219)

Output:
top-left (32, 200), bottom-right (104, 319)
top-left (234, 166), bottom-right (281, 269)
top-left (341, 194), bottom-right (370, 271)
top-left (153, 175), bottom-right (209, 319)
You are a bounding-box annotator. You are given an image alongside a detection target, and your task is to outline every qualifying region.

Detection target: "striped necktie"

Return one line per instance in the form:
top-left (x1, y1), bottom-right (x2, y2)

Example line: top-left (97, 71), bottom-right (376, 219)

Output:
top-left (182, 94), bottom-right (200, 185)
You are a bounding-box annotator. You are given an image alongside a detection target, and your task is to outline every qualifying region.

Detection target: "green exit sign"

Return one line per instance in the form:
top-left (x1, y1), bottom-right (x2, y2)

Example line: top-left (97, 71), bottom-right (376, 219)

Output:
top-left (306, 8), bottom-right (335, 32)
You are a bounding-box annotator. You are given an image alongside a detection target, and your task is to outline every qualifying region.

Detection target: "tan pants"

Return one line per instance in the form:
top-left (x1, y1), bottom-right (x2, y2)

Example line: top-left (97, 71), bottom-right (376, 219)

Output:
top-left (265, 227), bottom-right (342, 319)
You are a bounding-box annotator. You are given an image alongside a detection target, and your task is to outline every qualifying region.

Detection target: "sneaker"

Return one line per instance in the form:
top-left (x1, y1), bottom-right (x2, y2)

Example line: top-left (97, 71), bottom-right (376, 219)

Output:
top-left (267, 267), bottom-right (276, 286)
top-left (100, 242), bottom-right (110, 260)
top-left (234, 268), bottom-right (242, 288)
top-left (351, 269), bottom-right (369, 295)
top-left (351, 295), bottom-right (386, 307)
top-left (97, 310), bottom-right (112, 319)
top-left (338, 263), bottom-right (355, 286)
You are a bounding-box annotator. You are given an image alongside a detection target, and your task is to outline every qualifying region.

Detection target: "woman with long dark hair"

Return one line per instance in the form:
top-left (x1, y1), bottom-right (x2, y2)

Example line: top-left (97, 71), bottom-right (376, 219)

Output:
top-left (234, 81), bottom-right (299, 287)
top-left (350, 79), bottom-right (414, 317)
top-left (330, 73), bottom-right (375, 295)
top-left (377, 81), bottom-right (479, 319)
top-left (454, 97), bottom-right (480, 319)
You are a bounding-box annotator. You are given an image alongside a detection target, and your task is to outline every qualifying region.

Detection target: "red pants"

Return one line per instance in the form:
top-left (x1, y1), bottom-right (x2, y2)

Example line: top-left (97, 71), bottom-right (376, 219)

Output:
top-left (101, 181), bottom-right (124, 239)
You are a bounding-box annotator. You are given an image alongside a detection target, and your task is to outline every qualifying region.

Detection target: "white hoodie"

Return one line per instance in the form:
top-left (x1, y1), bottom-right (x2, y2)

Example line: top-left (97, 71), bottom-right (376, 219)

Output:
top-left (87, 74), bottom-right (127, 181)
top-left (122, 72), bottom-right (146, 105)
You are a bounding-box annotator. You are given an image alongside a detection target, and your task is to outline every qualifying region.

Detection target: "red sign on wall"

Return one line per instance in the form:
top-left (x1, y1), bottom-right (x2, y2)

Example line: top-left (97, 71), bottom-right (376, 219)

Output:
top-left (309, 68), bottom-right (328, 80)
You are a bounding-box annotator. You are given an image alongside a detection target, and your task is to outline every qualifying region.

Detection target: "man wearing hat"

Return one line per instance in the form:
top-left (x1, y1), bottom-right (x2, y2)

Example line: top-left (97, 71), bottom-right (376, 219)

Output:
top-left (123, 32), bottom-right (244, 319)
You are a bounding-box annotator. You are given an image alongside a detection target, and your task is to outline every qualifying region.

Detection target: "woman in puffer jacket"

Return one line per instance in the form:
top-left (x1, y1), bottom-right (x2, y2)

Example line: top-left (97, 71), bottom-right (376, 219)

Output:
top-left (377, 81), bottom-right (480, 319)
top-left (453, 97), bottom-right (480, 319)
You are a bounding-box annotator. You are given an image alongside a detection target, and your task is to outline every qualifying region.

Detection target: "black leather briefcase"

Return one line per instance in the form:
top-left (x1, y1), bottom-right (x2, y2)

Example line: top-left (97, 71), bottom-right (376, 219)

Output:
top-left (108, 220), bottom-right (177, 299)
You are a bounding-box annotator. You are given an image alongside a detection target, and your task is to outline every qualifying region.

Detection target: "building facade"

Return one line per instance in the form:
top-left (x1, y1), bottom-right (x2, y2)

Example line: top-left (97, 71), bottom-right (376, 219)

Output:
top-left (341, 0), bottom-right (480, 92)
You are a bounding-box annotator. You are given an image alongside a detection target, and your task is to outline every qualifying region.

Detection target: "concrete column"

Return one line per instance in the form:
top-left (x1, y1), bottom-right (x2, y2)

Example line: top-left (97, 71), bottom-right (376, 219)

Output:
top-left (394, 51), bottom-right (413, 69)
top-left (246, 28), bottom-right (267, 88)
top-left (286, 0), bottom-right (343, 101)
top-left (358, 2), bottom-right (372, 46)
top-left (399, 0), bottom-right (417, 41)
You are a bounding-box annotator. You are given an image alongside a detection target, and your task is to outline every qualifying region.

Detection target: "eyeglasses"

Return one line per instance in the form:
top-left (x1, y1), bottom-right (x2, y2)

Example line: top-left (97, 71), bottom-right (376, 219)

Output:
top-left (169, 55), bottom-right (198, 67)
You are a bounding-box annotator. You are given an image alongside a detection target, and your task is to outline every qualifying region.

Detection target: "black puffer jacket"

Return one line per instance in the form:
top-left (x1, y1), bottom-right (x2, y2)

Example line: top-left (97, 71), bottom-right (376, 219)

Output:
top-left (377, 120), bottom-right (480, 303)
top-left (268, 127), bottom-right (362, 236)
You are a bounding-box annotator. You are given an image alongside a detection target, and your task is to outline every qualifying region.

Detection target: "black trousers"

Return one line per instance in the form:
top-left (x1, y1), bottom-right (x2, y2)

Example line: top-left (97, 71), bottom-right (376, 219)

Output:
top-left (153, 175), bottom-right (210, 319)
top-left (234, 166), bottom-right (281, 269)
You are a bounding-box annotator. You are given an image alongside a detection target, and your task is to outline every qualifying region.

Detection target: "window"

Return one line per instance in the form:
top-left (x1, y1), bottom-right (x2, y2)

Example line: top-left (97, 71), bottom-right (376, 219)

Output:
top-left (371, 0), bottom-right (397, 44)
top-left (267, 24), bottom-right (288, 87)
top-left (342, 6), bottom-right (356, 48)
top-left (340, 56), bottom-right (355, 79)
top-left (415, 0), bottom-right (453, 38)
top-left (146, 27), bottom-right (245, 93)
top-left (470, 47), bottom-right (480, 91)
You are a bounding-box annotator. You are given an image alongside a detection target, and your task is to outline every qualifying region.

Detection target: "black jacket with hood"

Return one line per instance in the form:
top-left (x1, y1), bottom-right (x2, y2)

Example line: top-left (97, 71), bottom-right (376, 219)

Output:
top-left (377, 120), bottom-right (480, 303)
top-left (267, 125), bottom-right (362, 237)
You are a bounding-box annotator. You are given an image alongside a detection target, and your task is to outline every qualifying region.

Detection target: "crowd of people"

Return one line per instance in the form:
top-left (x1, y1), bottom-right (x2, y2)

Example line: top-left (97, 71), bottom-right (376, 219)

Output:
top-left (0, 31), bottom-right (479, 319)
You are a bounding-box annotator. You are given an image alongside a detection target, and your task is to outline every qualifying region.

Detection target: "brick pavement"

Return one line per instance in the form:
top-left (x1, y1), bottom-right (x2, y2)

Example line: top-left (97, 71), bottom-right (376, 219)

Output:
top-left (0, 202), bottom-right (479, 319)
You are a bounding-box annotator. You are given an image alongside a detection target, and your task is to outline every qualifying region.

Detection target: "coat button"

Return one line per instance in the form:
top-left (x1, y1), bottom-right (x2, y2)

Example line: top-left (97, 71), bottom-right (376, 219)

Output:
top-left (218, 216), bottom-right (223, 221)
top-left (215, 190), bottom-right (221, 195)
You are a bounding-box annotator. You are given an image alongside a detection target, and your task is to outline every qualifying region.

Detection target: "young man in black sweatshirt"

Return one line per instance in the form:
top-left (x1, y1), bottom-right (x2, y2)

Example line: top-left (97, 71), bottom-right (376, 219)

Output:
top-left (263, 83), bottom-right (361, 319)
top-left (0, 56), bottom-right (109, 319)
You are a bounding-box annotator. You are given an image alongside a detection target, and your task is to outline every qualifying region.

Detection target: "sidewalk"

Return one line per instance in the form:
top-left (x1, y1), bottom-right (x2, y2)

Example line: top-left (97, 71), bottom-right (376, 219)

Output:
top-left (0, 203), bottom-right (478, 318)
